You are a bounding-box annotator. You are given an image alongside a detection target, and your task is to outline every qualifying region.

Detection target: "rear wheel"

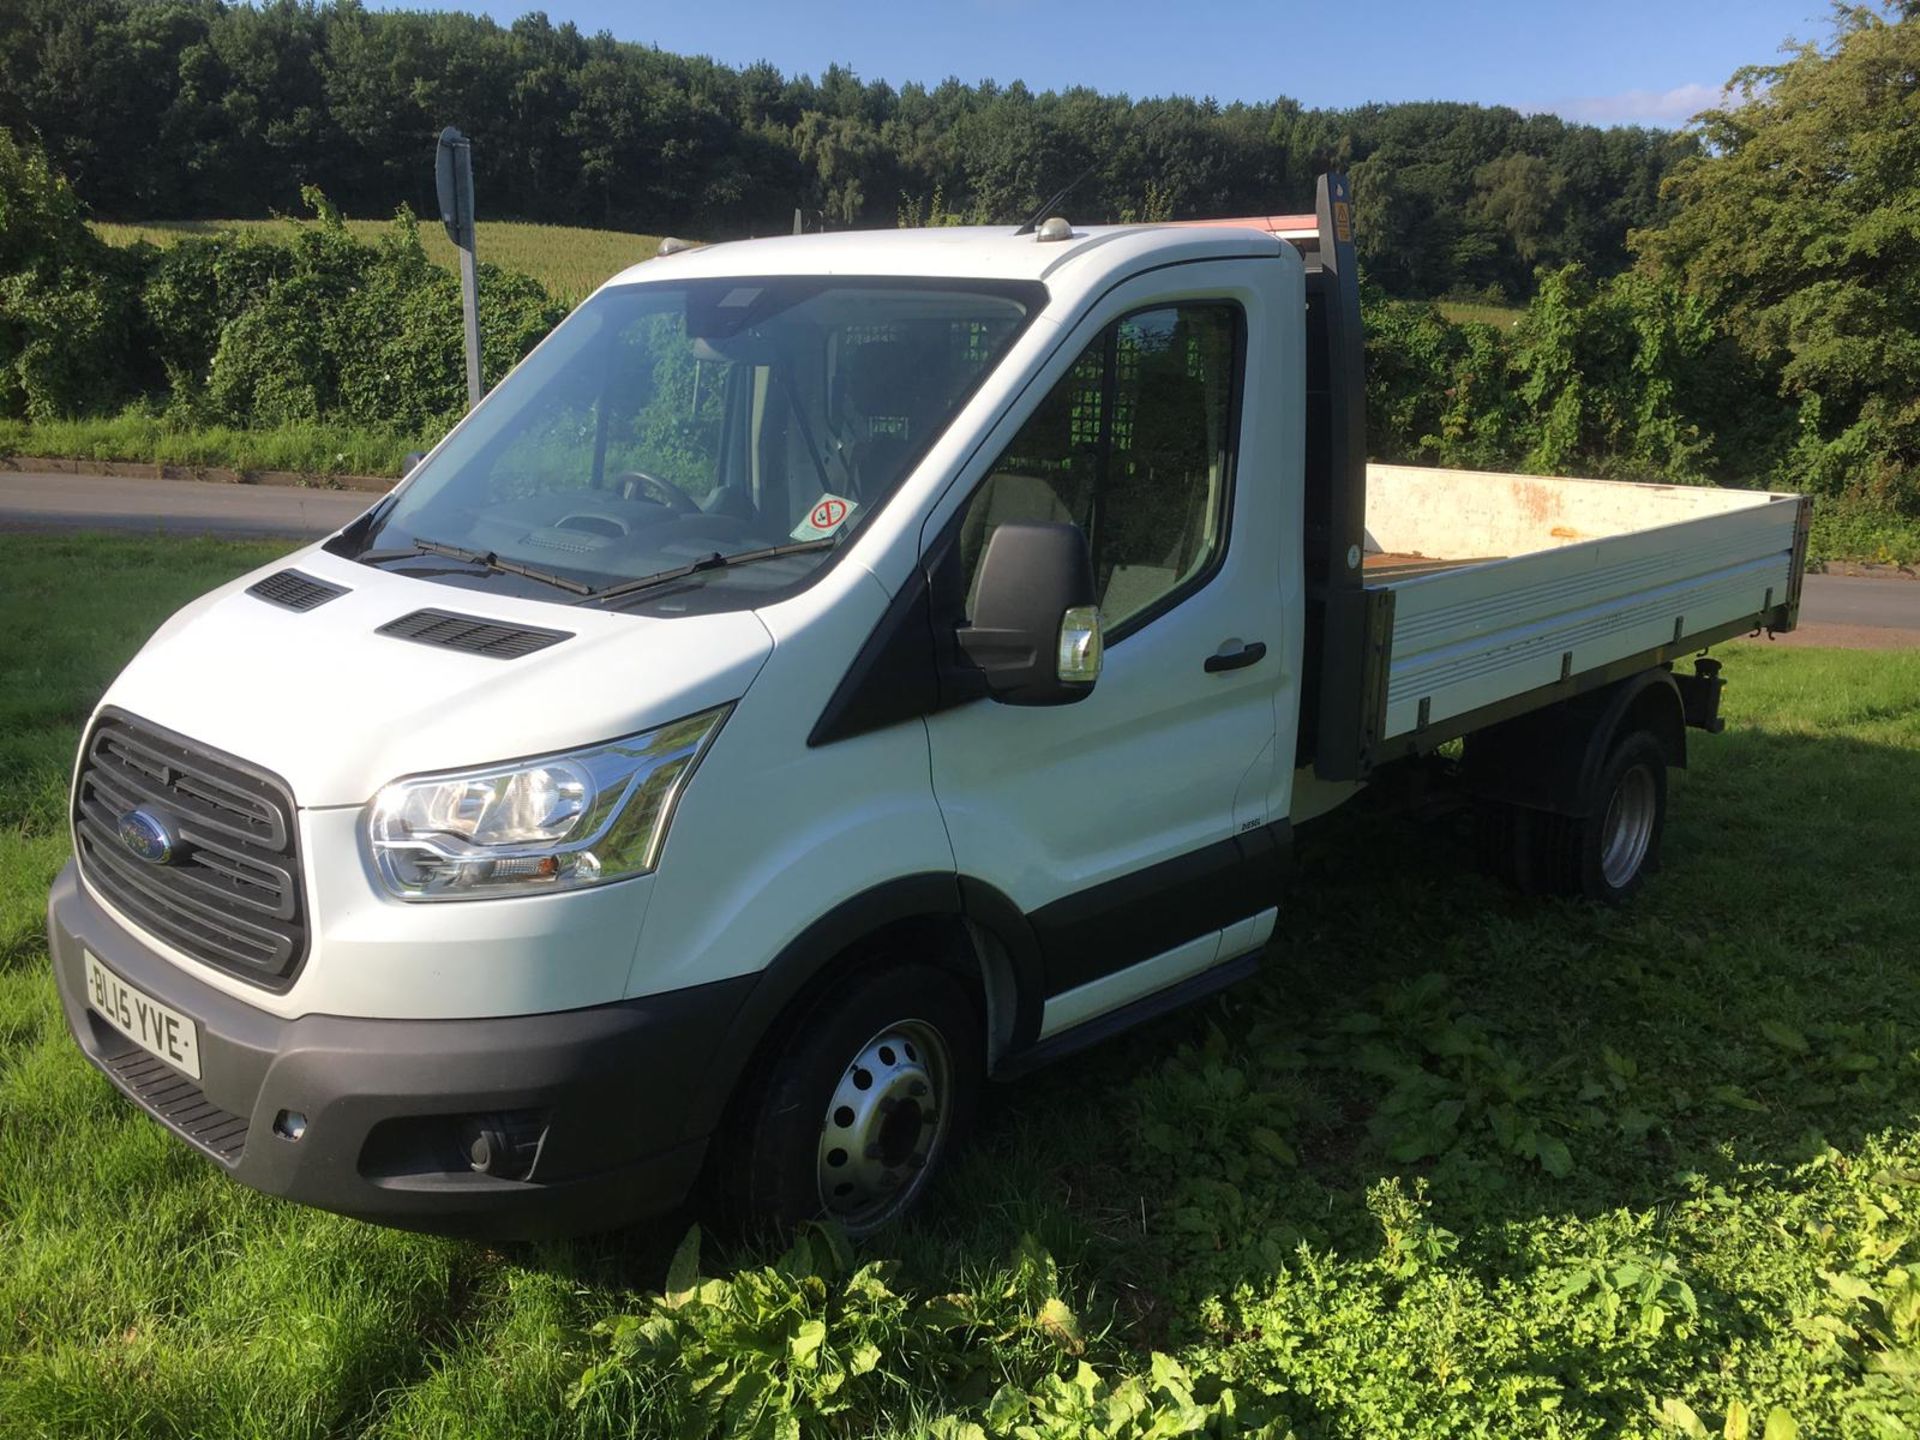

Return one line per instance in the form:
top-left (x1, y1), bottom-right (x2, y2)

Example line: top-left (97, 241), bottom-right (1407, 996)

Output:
top-left (1529, 730), bottom-right (1668, 904)
top-left (1476, 729), bottom-right (1668, 904)
top-left (710, 962), bottom-right (982, 1238)
top-left (1596, 752), bottom-right (1661, 894)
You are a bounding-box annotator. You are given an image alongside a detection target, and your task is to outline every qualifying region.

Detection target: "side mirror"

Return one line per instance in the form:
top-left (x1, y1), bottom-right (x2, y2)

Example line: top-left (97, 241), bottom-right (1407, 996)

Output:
top-left (401, 451), bottom-right (428, 476)
top-left (956, 522), bottom-right (1103, 706)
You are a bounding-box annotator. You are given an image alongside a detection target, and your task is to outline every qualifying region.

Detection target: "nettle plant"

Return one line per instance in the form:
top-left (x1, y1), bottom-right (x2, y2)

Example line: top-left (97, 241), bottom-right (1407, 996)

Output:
top-left (569, 1227), bottom-right (1289, 1439)
top-left (1327, 971), bottom-right (1584, 1178)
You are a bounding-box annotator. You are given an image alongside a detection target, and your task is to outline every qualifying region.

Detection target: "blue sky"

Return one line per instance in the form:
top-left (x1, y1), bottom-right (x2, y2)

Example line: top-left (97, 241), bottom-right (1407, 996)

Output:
top-left (424, 0), bottom-right (1834, 126)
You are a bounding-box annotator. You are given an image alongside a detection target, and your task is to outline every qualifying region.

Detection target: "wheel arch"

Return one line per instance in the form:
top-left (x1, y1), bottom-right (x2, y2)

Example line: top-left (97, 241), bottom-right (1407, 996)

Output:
top-left (1463, 667), bottom-right (1686, 818)
top-left (1613, 673), bottom-right (1688, 774)
top-left (681, 873), bottom-right (1043, 1143)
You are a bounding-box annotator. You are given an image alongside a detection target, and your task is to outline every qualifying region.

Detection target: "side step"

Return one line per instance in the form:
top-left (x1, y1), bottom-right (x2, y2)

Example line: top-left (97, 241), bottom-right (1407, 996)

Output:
top-left (992, 950), bottom-right (1261, 1080)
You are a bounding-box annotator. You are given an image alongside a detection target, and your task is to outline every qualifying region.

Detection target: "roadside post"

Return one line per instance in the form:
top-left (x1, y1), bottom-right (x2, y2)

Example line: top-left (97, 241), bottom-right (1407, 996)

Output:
top-left (435, 126), bottom-right (483, 409)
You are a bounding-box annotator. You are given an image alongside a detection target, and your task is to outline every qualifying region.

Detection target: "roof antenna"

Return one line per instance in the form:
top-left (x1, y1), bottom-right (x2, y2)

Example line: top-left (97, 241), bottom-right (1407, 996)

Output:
top-left (1014, 162), bottom-right (1100, 236)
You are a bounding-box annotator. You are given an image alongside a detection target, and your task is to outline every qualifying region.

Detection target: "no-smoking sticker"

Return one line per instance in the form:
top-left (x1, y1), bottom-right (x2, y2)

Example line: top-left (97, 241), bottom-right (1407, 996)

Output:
top-left (791, 492), bottom-right (860, 540)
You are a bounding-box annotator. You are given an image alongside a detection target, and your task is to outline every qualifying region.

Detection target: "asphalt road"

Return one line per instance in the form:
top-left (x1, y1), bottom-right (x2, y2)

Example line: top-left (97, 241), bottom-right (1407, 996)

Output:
top-left (0, 471), bottom-right (378, 538)
top-left (0, 471), bottom-right (1915, 643)
top-left (1762, 573), bottom-right (1920, 649)
top-left (1794, 574), bottom-right (1918, 630)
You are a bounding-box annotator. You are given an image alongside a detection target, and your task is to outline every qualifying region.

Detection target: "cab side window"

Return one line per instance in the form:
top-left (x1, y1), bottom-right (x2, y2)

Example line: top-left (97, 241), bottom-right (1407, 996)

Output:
top-left (959, 303), bottom-right (1240, 633)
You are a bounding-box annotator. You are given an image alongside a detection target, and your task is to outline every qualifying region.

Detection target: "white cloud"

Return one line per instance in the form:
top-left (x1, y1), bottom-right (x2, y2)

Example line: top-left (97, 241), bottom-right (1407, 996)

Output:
top-left (1538, 82), bottom-right (1725, 128)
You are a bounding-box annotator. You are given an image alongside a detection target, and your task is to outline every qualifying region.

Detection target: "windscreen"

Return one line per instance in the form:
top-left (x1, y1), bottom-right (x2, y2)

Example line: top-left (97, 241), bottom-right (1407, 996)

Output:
top-left (336, 277), bottom-right (1044, 611)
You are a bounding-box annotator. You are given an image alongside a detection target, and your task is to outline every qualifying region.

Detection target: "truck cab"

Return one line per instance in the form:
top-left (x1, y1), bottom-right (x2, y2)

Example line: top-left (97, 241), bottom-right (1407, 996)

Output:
top-left (47, 178), bottom-right (1808, 1237)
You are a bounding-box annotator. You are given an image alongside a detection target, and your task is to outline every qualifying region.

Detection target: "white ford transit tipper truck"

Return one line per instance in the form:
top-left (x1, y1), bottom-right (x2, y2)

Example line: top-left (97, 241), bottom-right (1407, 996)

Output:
top-left (49, 176), bottom-right (1810, 1237)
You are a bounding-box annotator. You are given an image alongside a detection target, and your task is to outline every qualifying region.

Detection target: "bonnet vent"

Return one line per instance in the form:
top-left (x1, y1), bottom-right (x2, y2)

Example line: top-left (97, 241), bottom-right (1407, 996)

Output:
top-left (246, 570), bottom-right (349, 612)
top-left (375, 608), bottom-right (572, 659)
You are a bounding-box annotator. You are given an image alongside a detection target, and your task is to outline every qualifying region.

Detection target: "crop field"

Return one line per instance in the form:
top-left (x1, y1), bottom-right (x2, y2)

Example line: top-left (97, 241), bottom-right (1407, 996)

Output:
top-left (92, 218), bottom-right (665, 304)
top-left (1434, 299), bottom-right (1527, 328)
top-left (87, 223), bottom-right (1527, 330)
top-left (3, 533), bottom-right (1920, 1438)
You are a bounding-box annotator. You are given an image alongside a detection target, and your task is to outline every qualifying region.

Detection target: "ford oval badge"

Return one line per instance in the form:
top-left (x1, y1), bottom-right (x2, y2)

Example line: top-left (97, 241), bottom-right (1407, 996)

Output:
top-left (116, 809), bottom-right (178, 866)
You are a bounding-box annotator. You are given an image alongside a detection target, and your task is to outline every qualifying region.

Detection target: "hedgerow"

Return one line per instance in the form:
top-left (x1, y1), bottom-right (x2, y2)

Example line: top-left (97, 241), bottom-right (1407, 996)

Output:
top-left (149, 190), bottom-right (563, 435)
top-left (1361, 267), bottom-right (1790, 490)
top-left (1, 138), bottom-right (562, 446)
top-left (0, 131), bottom-right (151, 420)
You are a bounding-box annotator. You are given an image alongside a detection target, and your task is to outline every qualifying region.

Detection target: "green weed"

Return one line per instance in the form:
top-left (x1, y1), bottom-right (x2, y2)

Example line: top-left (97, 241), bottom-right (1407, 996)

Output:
top-left (569, 1226), bottom-right (1278, 1437)
top-left (1808, 493), bottom-right (1920, 569)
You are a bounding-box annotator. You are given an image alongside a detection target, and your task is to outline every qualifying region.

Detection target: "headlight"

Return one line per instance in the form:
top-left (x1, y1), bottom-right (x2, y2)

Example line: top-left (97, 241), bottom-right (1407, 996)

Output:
top-left (366, 706), bottom-right (729, 900)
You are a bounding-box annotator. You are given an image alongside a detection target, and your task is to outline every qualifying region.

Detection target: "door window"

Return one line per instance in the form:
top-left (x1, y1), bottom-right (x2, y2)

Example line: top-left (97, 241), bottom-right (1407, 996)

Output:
top-left (958, 303), bottom-right (1241, 634)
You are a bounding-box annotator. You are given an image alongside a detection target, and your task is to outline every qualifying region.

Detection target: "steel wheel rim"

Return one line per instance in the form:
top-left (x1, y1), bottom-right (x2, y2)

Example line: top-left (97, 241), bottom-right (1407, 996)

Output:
top-left (816, 1018), bottom-right (952, 1231)
top-left (1600, 763), bottom-right (1656, 889)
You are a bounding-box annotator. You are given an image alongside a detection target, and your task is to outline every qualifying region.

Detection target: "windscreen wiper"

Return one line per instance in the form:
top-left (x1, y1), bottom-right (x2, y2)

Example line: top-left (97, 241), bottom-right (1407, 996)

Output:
top-left (358, 536), bottom-right (595, 596)
top-left (579, 539), bottom-right (834, 606)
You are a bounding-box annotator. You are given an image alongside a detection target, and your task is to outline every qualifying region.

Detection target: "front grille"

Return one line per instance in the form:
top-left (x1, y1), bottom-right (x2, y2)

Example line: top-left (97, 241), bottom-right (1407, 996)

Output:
top-left (97, 1036), bottom-right (249, 1164)
top-left (376, 608), bottom-right (572, 659)
top-left (73, 710), bottom-right (308, 989)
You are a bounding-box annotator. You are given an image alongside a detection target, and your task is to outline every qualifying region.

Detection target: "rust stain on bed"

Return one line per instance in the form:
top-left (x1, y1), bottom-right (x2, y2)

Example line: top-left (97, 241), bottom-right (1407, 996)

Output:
top-left (1512, 478), bottom-right (1561, 526)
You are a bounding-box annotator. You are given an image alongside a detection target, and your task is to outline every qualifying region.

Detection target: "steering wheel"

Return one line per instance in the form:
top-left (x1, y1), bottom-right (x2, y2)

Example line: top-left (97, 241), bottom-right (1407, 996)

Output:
top-left (613, 471), bottom-right (699, 516)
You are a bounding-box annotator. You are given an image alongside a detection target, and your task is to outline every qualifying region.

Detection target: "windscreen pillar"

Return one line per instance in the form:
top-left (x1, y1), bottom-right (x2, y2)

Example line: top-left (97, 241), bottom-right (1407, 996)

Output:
top-left (1309, 173), bottom-right (1372, 781)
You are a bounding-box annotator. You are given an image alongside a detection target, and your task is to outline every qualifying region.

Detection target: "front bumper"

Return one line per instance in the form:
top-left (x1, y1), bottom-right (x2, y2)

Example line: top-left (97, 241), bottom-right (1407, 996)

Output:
top-left (48, 861), bottom-right (754, 1238)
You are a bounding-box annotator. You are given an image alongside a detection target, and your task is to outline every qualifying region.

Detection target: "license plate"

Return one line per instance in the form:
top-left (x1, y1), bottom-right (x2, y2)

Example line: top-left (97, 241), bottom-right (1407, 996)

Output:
top-left (84, 951), bottom-right (201, 1080)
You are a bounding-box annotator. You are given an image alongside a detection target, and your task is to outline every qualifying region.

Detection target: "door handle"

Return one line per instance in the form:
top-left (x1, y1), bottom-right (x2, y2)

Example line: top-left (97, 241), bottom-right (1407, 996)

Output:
top-left (1204, 640), bottom-right (1267, 674)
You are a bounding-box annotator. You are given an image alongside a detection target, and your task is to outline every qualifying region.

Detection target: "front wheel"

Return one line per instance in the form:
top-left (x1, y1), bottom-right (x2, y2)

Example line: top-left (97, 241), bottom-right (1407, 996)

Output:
top-left (710, 963), bottom-right (983, 1238)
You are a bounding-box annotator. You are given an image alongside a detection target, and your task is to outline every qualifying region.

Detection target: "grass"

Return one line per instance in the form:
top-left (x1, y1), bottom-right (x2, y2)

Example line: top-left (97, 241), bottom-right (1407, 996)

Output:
top-left (4, 533), bottom-right (1920, 1436)
top-left (0, 413), bottom-right (424, 480)
top-left (92, 217), bottom-right (665, 305)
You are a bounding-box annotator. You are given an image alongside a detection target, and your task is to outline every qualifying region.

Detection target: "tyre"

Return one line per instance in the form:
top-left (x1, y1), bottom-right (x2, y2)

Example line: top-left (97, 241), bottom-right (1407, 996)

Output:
top-left (1473, 798), bottom-right (1529, 890)
top-left (1523, 729), bottom-right (1669, 904)
top-left (710, 961), bottom-right (983, 1238)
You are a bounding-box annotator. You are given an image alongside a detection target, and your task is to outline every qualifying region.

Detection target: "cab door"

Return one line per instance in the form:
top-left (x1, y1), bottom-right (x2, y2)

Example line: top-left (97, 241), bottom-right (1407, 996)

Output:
top-left (923, 256), bottom-right (1305, 1041)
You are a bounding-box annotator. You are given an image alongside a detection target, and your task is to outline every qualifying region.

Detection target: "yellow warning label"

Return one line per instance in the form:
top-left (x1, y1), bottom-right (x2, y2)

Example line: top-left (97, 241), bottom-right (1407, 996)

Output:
top-left (1333, 201), bottom-right (1352, 244)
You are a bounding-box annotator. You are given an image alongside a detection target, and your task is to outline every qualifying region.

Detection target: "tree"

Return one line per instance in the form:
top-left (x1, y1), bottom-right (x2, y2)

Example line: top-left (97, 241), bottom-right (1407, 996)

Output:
top-left (1472, 152), bottom-right (1563, 265)
top-left (1634, 3), bottom-right (1920, 509)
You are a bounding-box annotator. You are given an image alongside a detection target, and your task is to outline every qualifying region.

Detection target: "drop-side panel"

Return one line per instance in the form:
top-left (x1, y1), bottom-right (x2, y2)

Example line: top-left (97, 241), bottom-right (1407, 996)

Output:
top-left (1376, 494), bottom-right (1803, 741)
